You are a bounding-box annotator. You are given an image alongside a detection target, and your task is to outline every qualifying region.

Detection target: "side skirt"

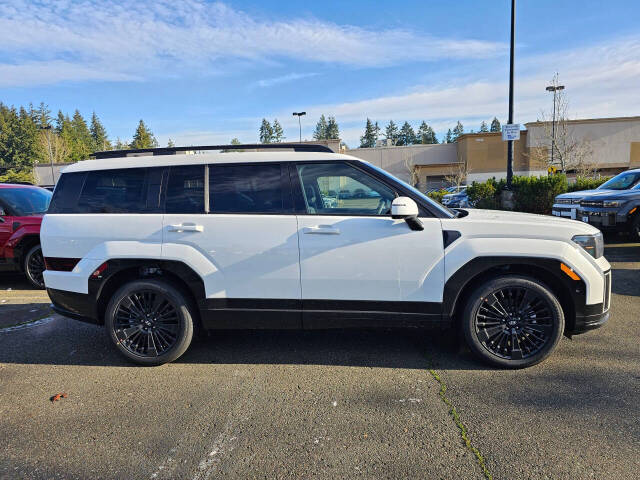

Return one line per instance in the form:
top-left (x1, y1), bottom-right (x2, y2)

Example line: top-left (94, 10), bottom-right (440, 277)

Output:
top-left (199, 299), bottom-right (446, 330)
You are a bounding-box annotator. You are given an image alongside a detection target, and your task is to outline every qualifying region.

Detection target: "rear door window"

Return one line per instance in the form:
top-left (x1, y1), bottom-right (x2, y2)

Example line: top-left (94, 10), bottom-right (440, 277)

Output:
top-left (209, 163), bottom-right (285, 213)
top-left (165, 165), bottom-right (205, 213)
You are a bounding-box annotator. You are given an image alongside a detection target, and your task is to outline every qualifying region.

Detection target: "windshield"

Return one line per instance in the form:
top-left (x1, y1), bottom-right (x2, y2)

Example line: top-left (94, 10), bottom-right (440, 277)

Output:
top-left (0, 188), bottom-right (52, 215)
top-left (366, 163), bottom-right (456, 218)
top-left (598, 171), bottom-right (640, 190)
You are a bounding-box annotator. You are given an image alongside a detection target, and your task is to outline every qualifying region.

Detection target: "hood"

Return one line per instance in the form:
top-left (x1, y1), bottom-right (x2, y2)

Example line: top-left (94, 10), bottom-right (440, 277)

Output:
top-left (576, 189), bottom-right (640, 200)
top-left (11, 214), bottom-right (44, 225)
top-left (445, 208), bottom-right (599, 239)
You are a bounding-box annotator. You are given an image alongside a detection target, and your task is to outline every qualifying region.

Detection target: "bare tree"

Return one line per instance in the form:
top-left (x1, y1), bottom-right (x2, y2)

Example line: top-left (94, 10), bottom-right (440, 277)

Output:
top-left (539, 74), bottom-right (594, 175)
top-left (444, 161), bottom-right (468, 187)
top-left (39, 130), bottom-right (70, 164)
top-left (403, 150), bottom-right (420, 187)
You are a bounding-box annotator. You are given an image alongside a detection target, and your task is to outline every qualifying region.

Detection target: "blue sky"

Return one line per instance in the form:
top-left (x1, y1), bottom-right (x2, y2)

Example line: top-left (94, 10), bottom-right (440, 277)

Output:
top-left (1, 0), bottom-right (639, 147)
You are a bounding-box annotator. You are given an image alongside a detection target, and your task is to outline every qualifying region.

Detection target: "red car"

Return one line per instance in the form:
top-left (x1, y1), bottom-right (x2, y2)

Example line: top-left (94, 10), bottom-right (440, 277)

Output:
top-left (0, 183), bottom-right (52, 288)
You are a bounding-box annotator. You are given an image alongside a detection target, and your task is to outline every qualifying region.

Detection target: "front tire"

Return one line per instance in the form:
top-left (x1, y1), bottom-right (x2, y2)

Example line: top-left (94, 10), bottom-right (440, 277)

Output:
top-left (462, 275), bottom-right (564, 368)
top-left (105, 279), bottom-right (194, 366)
top-left (24, 244), bottom-right (45, 289)
top-left (628, 214), bottom-right (640, 242)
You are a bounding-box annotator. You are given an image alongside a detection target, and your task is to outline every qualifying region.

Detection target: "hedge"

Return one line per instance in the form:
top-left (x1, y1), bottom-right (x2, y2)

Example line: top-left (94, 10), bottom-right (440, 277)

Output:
top-left (466, 174), bottom-right (610, 215)
top-left (427, 189), bottom-right (449, 204)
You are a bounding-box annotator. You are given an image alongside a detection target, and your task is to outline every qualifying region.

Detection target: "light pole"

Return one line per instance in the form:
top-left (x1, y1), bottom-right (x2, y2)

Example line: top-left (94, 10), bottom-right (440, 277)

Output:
top-left (506, 0), bottom-right (516, 189)
top-left (292, 112), bottom-right (306, 142)
top-left (545, 84), bottom-right (565, 168)
top-left (38, 125), bottom-right (55, 184)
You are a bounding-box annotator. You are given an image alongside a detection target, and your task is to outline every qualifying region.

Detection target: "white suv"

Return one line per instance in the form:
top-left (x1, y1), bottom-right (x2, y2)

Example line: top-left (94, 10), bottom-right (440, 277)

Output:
top-left (41, 144), bottom-right (611, 368)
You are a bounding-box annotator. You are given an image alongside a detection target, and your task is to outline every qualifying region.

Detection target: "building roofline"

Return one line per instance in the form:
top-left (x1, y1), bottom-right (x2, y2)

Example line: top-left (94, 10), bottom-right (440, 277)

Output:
top-left (525, 115), bottom-right (640, 127)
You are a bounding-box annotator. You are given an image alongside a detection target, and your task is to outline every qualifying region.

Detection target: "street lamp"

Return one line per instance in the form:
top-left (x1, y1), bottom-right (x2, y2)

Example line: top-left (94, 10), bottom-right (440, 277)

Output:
top-left (545, 84), bottom-right (565, 168)
top-left (38, 125), bottom-right (55, 184)
top-left (506, 0), bottom-right (516, 189)
top-left (292, 112), bottom-right (306, 142)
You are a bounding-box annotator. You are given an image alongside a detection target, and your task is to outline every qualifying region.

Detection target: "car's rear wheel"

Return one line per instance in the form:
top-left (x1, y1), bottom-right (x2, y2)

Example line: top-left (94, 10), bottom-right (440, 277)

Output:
top-left (629, 214), bottom-right (640, 241)
top-left (105, 279), bottom-right (194, 366)
top-left (24, 244), bottom-right (45, 289)
top-left (462, 275), bottom-right (564, 368)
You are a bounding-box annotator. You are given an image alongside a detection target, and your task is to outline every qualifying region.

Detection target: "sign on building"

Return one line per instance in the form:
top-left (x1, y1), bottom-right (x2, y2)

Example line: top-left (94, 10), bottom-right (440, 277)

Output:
top-left (502, 124), bottom-right (521, 141)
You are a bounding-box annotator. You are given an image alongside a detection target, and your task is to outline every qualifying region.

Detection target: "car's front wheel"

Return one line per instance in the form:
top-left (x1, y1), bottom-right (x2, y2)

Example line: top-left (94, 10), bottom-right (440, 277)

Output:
top-left (24, 244), bottom-right (46, 289)
top-left (629, 214), bottom-right (640, 241)
top-left (462, 275), bottom-right (564, 368)
top-left (105, 279), bottom-right (195, 366)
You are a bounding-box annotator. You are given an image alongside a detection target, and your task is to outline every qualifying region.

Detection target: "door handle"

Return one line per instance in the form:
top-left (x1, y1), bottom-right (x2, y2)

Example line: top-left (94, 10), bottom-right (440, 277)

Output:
top-left (303, 226), bottom-right (340, 235)
top-left (168, 224), bottom-right (203, 232)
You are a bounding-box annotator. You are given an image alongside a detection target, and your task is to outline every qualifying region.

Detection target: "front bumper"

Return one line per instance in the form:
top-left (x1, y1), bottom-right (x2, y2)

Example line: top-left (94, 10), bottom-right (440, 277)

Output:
top-left (551, 203), bottom-right (580, 219)
top-left (575, 207), bottom-right (629, 230)
top-left (568, 269), bottom-right (611, 335)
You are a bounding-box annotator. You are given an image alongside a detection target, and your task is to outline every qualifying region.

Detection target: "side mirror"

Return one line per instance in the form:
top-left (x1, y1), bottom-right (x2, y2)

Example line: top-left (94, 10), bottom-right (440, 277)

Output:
top-left (391, 197), bottom-right (423, 231)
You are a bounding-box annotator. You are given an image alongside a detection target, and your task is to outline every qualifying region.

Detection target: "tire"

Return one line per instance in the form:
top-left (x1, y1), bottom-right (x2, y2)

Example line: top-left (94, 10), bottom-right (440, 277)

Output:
top-left (105, 279), bottom-right (194, 366)
top-left (24, 244), bottom-right (45, 289)
top-left (462, 275), bottom-right (564, 369)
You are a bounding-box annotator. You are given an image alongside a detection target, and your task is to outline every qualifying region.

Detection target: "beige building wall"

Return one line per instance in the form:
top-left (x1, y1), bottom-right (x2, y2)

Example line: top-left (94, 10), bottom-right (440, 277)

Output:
top-left (346, 143), bottom-right (458, 186)
top-left (526, 116), bottom-right (640, 172)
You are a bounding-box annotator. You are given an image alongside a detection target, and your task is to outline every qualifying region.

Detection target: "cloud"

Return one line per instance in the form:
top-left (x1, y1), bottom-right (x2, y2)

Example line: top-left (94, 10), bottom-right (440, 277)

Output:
top-left (0, 0), bottom-right (504, 86)
top-left (157, 35), bottom-right (640, 148)
top-left (253, 72), bottom-right (318, 88)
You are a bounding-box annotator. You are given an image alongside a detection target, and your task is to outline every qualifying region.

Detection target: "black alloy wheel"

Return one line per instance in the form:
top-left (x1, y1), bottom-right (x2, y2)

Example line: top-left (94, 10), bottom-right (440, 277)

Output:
top-left (463, 276), bottom-right (564, 368)
top-left (105, 279), bottom-right (194, 365)
top-left (24, 245), bottom-right (46, 289)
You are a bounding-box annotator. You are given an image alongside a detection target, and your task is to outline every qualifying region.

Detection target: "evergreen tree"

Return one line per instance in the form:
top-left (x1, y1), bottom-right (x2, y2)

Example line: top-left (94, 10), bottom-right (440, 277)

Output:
top-left (490, 117), bottom-right (501, 132)
top-left (34, 102), bottom-right (52, 129)
top-left (114, 138), bottom-right (128, 150)
top-left (359, 118), bottom-right (377, 148)
top-left (230, 138), bottom-right (241, 145)
top-left (69, 110), bottom-right (93, 161)
top-left (417, 121), bottom-right (437, 144)
top-left (384, 120), bottom-right (398, 145)
top-left (55, 110), bottom-right (66, 135)
top-left (313, 115), bottom-right (328, 140)
top-left (90, 112), bottom-right (110, 152)
top-left (272, 119), bottom-right (285, 142)
top-left (259, 118), bottom-right (273, 144)
top-left (397, 121), bottom-right (416, 146)
top-left (479, 121), bottom-right (489, 133)
top-left (167, 138), bottom-right (175, 147)
top-left (130, 119), bottom-right (158, 149)
top-left (445, 129), bottom-right (453, 143)
top-left (452, 121), bottom-right (464, 141)
top-left (0, 104), bottom-right (45, 182)
top-left (325, 116), bottom-right (340, 139)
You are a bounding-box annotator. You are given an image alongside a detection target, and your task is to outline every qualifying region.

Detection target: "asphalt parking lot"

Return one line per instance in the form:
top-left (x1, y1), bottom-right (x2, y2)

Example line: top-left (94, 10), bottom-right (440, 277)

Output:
top-left (1, 241), bottom-right (639, 480)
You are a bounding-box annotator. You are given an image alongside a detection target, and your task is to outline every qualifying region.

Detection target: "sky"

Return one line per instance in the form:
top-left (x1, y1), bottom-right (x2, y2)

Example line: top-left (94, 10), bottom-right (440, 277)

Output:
top-left (1, 0), bottom-right (639, 148)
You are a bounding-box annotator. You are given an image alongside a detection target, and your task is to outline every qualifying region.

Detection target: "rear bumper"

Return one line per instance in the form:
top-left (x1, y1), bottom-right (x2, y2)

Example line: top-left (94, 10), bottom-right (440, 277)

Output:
top-left (47, 288), bottom-right (100, 325)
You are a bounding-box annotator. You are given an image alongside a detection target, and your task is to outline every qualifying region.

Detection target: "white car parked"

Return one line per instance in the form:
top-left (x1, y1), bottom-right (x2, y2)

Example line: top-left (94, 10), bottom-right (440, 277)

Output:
top-left (41, 144), bottom-right (611, 368)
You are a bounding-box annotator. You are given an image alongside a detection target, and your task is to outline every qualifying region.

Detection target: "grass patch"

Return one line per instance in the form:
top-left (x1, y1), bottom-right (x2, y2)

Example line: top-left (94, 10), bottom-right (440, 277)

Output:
top-left (428, 368), bottom-right (492, 480)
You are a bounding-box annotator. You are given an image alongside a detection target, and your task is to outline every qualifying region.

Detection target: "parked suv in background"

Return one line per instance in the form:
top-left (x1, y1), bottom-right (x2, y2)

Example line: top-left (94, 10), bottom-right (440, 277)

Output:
top-left (442, 186), bottom-right (470, 208)
top-left (42, 144), bottom-right (611, 368)
top-left (0, 184), bottom-right (52, 288)
top-left (553, 169), bottom-right (640, 239)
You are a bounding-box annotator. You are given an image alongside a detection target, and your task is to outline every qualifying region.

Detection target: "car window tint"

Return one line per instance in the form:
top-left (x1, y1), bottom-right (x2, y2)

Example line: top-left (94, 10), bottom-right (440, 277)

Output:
top-left (48, 172), bottom-right (86, 213)
top-left (296, 162), bottom-right (396, 215)
top-left (209, 164), bottom-right (283, 213)
top-left (77, 168), bottom-right (150, 213)
top-left (165, 165), bottom-right (205, 213)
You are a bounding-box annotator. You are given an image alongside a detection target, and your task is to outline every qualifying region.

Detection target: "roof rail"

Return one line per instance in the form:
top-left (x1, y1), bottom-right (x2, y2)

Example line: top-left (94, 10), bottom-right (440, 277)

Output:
top-left (92, 142), bottom-right (334, 159)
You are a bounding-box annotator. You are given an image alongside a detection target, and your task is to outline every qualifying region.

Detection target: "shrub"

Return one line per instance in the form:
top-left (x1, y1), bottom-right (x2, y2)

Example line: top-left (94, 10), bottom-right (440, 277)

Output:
top-left (568, 176), bottom-right (610, 192)
top-left (467, 177), bottom-right (504, 209)
top-left (512, 174), bottom-right (568, 215)
top-left (427, 189), bottom-right (449, 204)
top-left (0, 169), bottom-right (34, 184)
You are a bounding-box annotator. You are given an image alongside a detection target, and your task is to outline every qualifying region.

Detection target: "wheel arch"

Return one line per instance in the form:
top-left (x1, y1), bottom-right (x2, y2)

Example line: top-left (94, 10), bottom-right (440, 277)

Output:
top-left (13, 234), bottom-right (41, 271)
top-left (443, 257), bottom-right (583, 333)
top-left (91, 259), bottom-right (205, 327)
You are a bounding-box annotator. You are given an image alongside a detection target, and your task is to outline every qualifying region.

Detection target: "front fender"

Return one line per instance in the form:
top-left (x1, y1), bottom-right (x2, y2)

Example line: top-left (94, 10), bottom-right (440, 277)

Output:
top-left (5, 226), bottom-right (41, 260)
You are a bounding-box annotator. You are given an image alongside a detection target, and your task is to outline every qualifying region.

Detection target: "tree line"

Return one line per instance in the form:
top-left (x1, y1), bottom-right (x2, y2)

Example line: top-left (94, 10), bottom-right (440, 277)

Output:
top-left (258, 115), bottom-right (340, 144)
top-left (0, 102), bottom-right (161, 182)
top-left (360, 117), bottom-right (501, 148)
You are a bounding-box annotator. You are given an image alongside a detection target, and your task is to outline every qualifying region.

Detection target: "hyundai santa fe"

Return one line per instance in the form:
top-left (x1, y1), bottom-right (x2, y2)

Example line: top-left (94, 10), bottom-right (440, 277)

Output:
top-left (41, 143), bottom-right (611, 368)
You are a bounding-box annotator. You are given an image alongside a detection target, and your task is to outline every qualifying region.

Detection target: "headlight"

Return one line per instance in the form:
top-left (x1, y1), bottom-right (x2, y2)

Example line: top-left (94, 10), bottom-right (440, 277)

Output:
top-left (572, 232), bottom-right (604, 258)
top-left (603, 200), bottom-right (623, 207)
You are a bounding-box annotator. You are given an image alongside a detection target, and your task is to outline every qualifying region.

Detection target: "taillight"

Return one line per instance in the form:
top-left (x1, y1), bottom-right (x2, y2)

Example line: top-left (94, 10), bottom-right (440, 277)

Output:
top-left (44, 257), bottom-right (81, 272)
top-left (91, 262), bottom-right (108, 278)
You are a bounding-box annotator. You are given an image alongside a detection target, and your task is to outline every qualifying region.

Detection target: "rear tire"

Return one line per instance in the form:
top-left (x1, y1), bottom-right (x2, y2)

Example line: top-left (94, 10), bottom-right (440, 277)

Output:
top-left (105, 279), bottom-right (194, 366)
top-left (462, 275), bottom-right (564, 369)
top-left (628, 215), bottom-right (640, 242)
top-left (24, 244), bottom-right (45, 289)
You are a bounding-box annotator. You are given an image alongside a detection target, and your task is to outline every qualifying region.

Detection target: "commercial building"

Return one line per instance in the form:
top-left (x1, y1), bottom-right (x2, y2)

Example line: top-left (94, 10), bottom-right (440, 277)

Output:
top-left (347, 116), bottom-right (640, 190)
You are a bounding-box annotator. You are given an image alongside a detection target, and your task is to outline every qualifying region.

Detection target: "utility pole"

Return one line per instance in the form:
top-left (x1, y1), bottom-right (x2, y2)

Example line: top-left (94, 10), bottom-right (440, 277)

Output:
top-left (546, 83), bottom-right (565, 168)
top-left (506, 0), bottom-right (516, 189)
top-left (292, 112), bottom-right (306, 142)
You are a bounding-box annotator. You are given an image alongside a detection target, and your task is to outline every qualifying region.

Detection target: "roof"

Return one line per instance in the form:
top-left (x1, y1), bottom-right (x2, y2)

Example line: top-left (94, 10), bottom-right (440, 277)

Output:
top-left (62, 151), bottom-right (364, 174)
top-left (525, 115), bottom-right (640, 127)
